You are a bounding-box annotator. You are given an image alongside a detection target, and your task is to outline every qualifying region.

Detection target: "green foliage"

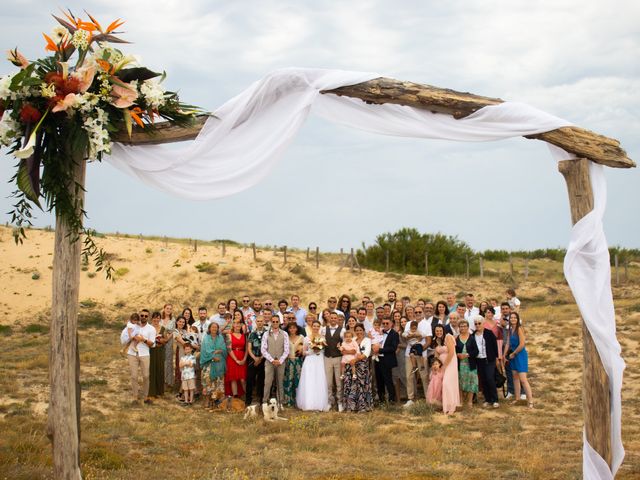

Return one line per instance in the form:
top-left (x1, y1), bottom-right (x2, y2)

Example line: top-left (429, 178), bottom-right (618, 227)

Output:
top-left (114, 267), bottom-right (129, 277)
top-left (79, 298), bottom-right (98, 308)
top-left (0, 325), bottom-right (12, 334)
top-left (31, 271), bottom-right (41, 280)
top-left (195, 262), bottom-right (217, 274)
top-left (78, 310), bottom-right (108, 329)
top-left (25, 323), bottom-right (48, 334)
top-left (357, 228), bottom-right (477, 276)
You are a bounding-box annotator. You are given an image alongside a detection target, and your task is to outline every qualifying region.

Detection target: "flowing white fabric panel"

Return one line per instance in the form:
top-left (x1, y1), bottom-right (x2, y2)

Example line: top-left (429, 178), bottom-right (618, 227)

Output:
top-left (106, 67), bottom-right (624, 479)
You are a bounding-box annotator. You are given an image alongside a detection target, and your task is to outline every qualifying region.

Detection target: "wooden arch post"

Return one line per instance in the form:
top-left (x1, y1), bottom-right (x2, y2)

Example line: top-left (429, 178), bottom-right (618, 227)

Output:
top-left (48, 150), bottom-right (85, 480)
top-left (559, 158), bottom-right (612, 467)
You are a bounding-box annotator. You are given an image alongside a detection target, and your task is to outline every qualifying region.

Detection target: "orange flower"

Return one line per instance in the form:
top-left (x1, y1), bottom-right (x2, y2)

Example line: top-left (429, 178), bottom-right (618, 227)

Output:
top-left (129, 107), bottom-right (145, 127)
top-left (43, 33), bottom-right (59, 52)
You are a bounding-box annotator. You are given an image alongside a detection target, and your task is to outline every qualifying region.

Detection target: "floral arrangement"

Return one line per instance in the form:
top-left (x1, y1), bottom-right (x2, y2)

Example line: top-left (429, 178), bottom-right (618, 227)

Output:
top-left (0, 10), bottom-right (202, 274)
top-left (310, 336), bottom-right (327, 352)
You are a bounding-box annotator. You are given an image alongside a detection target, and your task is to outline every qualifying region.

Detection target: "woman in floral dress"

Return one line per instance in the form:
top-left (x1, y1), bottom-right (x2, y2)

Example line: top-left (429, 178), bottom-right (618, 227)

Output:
top-left (283, 322), bottom-right (304, 406)
top-left (455, 319), bottom-right (478, 408)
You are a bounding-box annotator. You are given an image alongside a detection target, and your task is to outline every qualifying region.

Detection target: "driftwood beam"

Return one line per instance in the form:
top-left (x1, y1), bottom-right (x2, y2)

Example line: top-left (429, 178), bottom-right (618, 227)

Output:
top-left (323, 78), bottom-right (634, 169)
top-left (558, 158), bottom-right (612, 469)
top-left (112, 77), bottom-right (635, 169)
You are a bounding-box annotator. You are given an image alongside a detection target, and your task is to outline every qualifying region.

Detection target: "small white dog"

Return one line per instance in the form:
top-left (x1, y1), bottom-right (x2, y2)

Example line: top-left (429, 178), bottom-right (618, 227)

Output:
top-left (244, 404), bottom-right (259, 420)
top-left (262, 398), bottom-right (287, 422)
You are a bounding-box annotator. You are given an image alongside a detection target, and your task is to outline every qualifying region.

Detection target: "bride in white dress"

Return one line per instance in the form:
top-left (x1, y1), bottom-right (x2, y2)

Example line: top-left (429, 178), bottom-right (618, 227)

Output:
top-left (296, 320), bottom-right (329, 411)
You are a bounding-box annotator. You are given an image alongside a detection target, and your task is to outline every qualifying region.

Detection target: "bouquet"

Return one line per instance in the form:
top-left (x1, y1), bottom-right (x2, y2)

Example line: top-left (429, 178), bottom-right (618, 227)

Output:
top-left (0, 10), bottom-right (202, 261)
top-left (310, 336), bottom-right (327, 353)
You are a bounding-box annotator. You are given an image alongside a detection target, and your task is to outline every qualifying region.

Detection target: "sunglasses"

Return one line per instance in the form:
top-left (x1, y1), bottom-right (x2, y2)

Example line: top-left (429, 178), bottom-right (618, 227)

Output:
top-left (242, 300), bottom-right (250, 303)
top-left (309, 306), bottom-right (317, 309)
top-left (265, 303), bottom-right (272, 305)
top-left (474, 323), bottom-right (482, 326)
top-left (140, 314), bottom-right (149, 318)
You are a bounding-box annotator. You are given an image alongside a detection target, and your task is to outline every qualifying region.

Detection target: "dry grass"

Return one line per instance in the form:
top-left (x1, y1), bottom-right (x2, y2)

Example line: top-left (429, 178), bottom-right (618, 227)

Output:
top-left (0, 227), bottom-right (638, 478)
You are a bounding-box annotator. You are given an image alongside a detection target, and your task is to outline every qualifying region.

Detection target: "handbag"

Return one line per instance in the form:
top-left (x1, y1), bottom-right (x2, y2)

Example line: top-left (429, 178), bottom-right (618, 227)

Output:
top-left (495, 368), bottom-right (506, 388)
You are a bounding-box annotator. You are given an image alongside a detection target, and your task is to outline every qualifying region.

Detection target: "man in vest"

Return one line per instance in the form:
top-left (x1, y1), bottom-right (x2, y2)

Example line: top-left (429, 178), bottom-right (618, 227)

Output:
top-left (324, 312), bottom-right (344, 412)
top-left (260, 316), bottom-right (289, 408)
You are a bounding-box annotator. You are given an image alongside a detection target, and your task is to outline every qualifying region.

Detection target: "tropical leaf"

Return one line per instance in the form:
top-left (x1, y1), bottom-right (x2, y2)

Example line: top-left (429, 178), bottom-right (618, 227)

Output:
top-left (115, 67), bottom-right (160, 83)
top-left (92, 33), bottom-right (130, 44)
top-left (16, 160), bottom-right (41, 208)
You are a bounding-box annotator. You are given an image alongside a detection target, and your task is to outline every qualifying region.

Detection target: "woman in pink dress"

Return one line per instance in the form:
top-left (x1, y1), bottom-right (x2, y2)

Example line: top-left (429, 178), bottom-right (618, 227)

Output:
top-left (441, 331), bottom-right (460, 415)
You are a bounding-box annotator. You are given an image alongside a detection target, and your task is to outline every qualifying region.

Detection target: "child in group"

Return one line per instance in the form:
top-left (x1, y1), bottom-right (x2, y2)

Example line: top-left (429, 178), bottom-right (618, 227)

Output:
top-left (426, 357), bottom-right (444, 405)
top-left (120, 313), bottom-right (140, 356)
top-left (179, 342), bottom-right (197, 406)
top-left (368, 318), bottom-right (384, 362)
top-left (186, 325), bottom-right (200, 349)
top-left (339, 329), bottom-right (359, 380)
top-left (406, 320), bottom-right (426, 374)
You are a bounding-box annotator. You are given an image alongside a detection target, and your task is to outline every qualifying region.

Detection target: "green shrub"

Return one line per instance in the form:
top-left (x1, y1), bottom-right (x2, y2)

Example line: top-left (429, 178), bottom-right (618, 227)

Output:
top-left (31, 271), bottom-right (41, 280)
top-left (114, 267), bottom-right (129, 277)
top-left (25, 323), bottom-right (48, 334)
top-left (87, 272), bottom-right (96, 278)
top-left (78, 311), bottom-right (107, 329)
top-left (79, 299), bottom-right (97, 308)
top-left (195, 262), bottom-right (217, 274)
top-left (0, 325), bottom-right (12, 334)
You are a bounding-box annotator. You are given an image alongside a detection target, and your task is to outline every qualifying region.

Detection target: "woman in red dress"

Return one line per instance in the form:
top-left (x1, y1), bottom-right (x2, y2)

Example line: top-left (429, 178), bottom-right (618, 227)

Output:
top-left (225, 318), bottom-right (247, 398)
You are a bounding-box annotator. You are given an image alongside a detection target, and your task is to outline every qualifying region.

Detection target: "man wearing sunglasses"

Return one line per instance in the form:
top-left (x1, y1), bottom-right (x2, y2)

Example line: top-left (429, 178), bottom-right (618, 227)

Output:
top-left (128, 309), bottom-right (156, 405)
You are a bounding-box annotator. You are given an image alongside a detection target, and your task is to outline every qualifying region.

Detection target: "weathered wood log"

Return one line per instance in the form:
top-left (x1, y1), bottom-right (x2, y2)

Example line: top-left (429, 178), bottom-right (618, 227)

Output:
top-left (48, 153), bottom-right (84, 479)
top-left (113, 78), bottom-right (635, 169)
top-left (558, 158), bottom-right (612, 469)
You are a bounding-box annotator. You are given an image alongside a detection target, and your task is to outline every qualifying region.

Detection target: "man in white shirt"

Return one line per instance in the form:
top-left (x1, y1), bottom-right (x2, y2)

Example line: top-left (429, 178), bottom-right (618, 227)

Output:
top-left (128, 309), bottom-right (156, 404)
top-left (357, 307), bottom-right (372, 333)
top-left (402, 306), bottom-right (431, 407)
top-left (387, 290), bottom-right (397, 311)
top-left (209, 302), bottom-right (227, 329)
top-left (463, 294), bottom-right (479, 330)
top-left (193, 306), bottom-right (208, 342)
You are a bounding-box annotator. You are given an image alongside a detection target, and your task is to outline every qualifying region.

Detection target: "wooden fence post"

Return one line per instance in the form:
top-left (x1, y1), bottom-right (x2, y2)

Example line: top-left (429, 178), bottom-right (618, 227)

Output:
top-left (350, 248), bottom-right (355, 272)
top-left (306, 247), bottom-right (310, 262)
top-left (509, 254), bottom-right (514, 278)
top-left (283, 246), bottom-right (288, 265)
top-left (315, 247), bottom-right (319, 269)
top-left (479, 256), bottom-right (484, 278)
top-left (194, 239), bottom-right (198, 252)
top-left (465, 254), bottom-right (470, 279)
top-left (385, 250), bottom-right (389, 273)
top-left (252, 242), bottom-right (257, 261)
top-left (614, 254), bottom-right (619, 286)
top-left (559, 158), bottom-right (612, 468)
top-left (524, 258), bottom-right (529, 280)
top-left (624, 259), bottom-right (629, 283)
top-left (49, 154), bottom-right (84, 479)
top-left (222, 241), bottom-right (226, 257)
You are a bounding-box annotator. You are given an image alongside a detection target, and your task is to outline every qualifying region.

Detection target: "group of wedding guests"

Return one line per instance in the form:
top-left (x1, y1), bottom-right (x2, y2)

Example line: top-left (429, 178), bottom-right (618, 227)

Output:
top-left (122, 288), bottom-right (533, 414)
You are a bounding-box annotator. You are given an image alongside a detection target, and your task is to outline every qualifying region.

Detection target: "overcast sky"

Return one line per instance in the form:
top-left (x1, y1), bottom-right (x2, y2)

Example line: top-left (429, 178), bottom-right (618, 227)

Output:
top-left (1, 0), bottom-right (638, 252)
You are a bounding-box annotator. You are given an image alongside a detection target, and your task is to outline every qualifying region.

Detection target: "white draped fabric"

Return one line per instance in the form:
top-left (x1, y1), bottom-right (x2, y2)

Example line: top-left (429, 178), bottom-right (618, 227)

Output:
top-left (106, 67), bottom-right (624, 478)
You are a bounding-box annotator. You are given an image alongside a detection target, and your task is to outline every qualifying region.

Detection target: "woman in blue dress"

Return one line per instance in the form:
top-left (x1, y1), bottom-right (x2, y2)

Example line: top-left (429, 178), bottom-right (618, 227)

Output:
top-left (505, 312), bottom-right (533, 408)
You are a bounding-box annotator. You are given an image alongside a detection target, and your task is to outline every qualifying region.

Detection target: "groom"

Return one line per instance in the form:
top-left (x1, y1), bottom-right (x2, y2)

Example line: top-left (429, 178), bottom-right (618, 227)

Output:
top-left (324, 312), bottom-right (344, 412)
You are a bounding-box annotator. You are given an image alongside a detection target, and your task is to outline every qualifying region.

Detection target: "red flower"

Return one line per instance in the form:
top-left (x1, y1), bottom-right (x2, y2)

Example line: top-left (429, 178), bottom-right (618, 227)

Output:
top-left (19, 104), bottom-right (42, 124)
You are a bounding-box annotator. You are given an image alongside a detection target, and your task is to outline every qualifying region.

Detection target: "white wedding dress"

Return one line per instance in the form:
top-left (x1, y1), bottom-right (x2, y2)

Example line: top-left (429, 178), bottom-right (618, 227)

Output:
top-left (296, 338), bottom-right (329, 411)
